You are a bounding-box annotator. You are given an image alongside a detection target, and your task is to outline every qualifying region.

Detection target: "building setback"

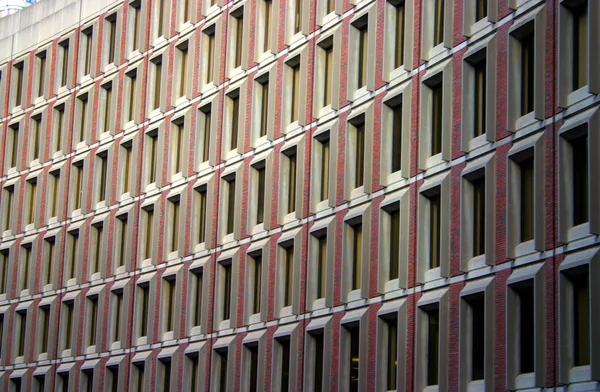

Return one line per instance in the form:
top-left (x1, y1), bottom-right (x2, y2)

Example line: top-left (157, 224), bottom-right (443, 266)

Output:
top-left (0, 0), bottom-right (598, 390)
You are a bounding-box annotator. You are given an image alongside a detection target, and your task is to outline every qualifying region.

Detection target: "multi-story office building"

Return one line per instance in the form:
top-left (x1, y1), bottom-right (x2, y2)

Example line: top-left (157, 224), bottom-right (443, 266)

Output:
top-left (0, 0), bottom-right (598, 390)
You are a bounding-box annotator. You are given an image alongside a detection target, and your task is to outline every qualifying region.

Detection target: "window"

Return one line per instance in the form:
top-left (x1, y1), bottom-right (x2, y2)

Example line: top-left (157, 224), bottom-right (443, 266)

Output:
top-left (42, 237), bottom-right (55, 287)
top-left (346, 220), bottom-right (363, 293)
top-left (348, 117), bottom-right (365, 190)
top-left (462, 293), bottom-right (486, 383)
top-left (98, 82), bottom-right (114, 133)
top-left (136, 283), bottom-right (149, 338)
top-left (433, 0), bottom-right (444, 46)
top-left (390, 1), bottom-right (405, 69)
top-left (105, 14), bottom-right (117, 65)
top-left (223, 175), bottom-right (237, 236)
top-left (189, 268), bottom-right (203, 330)
top-left (12, 61), bottom-right (24, 108)
top-left (141, 205), bottom-right (155, 260)
top-left (150, 55), bottom-right (163, 112)
top-left (314, 132), bottom-right (331, 204)
top-left (293, 0), bottom-right (303, 34)
top-left (422, 305), bottom-right (440, 387)
top-left (10, 378), bottom-right (22, 392)
top-left (89, 223), bottom-right (103, 278)
top-left (180, 0), bottom-right (192, 24)
top-left (120, 141), bottom-right (133, 195)
top-left (52, 104), bottom-right (66, 153)
top-left (176, 42), bottom-right (189, 99)
top-left (61, 301), bottom-right (74, 351)
top-left (274, 337), bottom-right (291, 391)
top-left (470, 55), bottom-right (486, 138)
top-left (462, 168), bottom-right (490, 262)
top-left (285, 58), bottom-right (301, 126)
top-left (389, 101), bottom-right (404, 174)
top-left (128, 0), bottom-right (142, 53)
top-left (57, 39), bottom-right (70, 88)
top-left (247, 253), bottom-right (263, 317)
top-left (166, 197), bottom-right (181, 254)
top-left (33, 375), bottom-right (45, 392)
top-left (29, 114), bottom-right (42, 163)
top-left (2, 186), bottom-right (14, 232)
top-left (15, 309), bottom-right (27, 358)
top-left (154, 0), bottom-right (168, 38)
top-left (86, 296), bottom-right (98, 348)
top-left (80, 27), bottom-right (94, 77)
top-left (185, 353), bottom-right (200, 392)
top-left (58, 372), bottom-right (70, 392)
top-left (306, 329), bottom-right (327, 392)
top-left (35, 51), bottom-right (47, 99)
top-left (162, 276), bottom-right (176, 334)
top-left (71, 161), bottom-right (84, 212)
top-left (317, 235), bottom-right (327, 301)
top-left (5, 123), bottom-right (19, 170)
top-left (158, 358), bottom-right (172, 391)
top-left (254, 75), bottom-right (270, 140)
top-left (308, 226), bottom-right (331, 309)
top-left (380, 202), bottom-right (402, 287)
top-left (350, 17), bottom-right (369, 92)
top-left (562, 0), bottom-right (589, 97)
top-left (47, 170), bottom-right (60, 220)
top-left (75, 93), bottom-right (89, 145)
top-left (197, 105), bottom-right (212, 165)
top-left (169, 119), bottom-right (185, 179)
top-left (428, 79), bottom-right (442, 156)
top-left (94, 152), bottom-right (108, 204)
top-left (131, 362), bottom-right (145, 392)
top-left (215, 349), bottom-right (229, 392)
top-left (107, 366), bottom-right (119, 392)
top-left (230, 9), bottom-right (244, 70)
top-left (424, 192), bottom-right (441, 269)
top-left (376, 303), bottom-right (408, 392)
top-left (518, 158), bottom-right (534, 240)
top-left (65, 230), bottom-right (79, 282)
top-left (124, 69), bottom-right (138, 123)
top-left (244, 343), bottom-right (260, 392)
top-left (111, 290), bottom-right (123, 343)
top-left (318, 40), bottom-right (334, 110)
top-left (259, 0), bottom-right (273, 55)
top-left (114, 214), bottom-right (128, 271)
top-left (225, 90), bottom-right (241, 153)
top-left (145, 130), bottom-right (159, 185)
top-left (282, 148), bottom-right (298, 215)
top-left (18, 245), bottom-right (31, 292)
top-left (218, 261), bottom-right (233, 323)
top-left (25, 178), bottom-right (37, 226)
top-left (279, 243), bottom-right (294, 310)
top-left (250, 162), bottom-right (266, 227)
top-left (37, 305), bottom-right (50, 355)
top-left (341, 323), bottom-right (361, 392)
top-left (194, 186), bottom-right (207, 245)
top-left (563, 264), bottom-right (591, 366)
top-left (0, 250), bottom-right (8, 294)
top-left (508, 10), bottom-right (545, 129)
top-left (202, 26), bottom-right (216, 87)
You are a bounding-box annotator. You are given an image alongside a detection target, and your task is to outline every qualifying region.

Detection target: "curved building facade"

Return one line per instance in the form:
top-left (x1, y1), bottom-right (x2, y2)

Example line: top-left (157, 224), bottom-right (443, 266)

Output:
top-left (0, 0), bottom-right (598, 391)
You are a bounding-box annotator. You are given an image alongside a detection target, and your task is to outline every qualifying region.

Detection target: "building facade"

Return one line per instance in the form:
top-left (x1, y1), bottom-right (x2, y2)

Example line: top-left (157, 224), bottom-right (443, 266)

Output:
top-left (0, 0), bottom-right (598, 390)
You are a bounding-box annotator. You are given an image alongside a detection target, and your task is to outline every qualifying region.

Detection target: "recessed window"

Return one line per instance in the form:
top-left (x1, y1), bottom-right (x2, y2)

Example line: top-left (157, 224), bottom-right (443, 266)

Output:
top-left (519, 156), bottom-right (534, 242)
top-left (25, 178), bottom-right (37, 226)
top-left (132, 362), bottom-right (145, 392)
top-left (105, 14), bottom-right (117, 65)
top-left (111, 290), bottom-right (123, 343)
top-left (219, 261), bottom-right (233, 323)
top-left (120, 141), bottom-right (133, 195)
top-left (81, 27), bottom-right (94, 77)
top-left (563, 265), bottom-right (590, 367)
top-left (385, 206), bottom-right (400, 281)
top-left (107, 366), bottom-right (119, 392)
top-left (282, 148), bottom-right (297, 215)
top-left (166, 196), bottom-right (181, 254)
top-left (275, 337), bottom-right (291, 391)
top-left (345, 324), bottom-right (360, 391)
top-left (186, 353), bottom-right (200, 392)
top-left (389, 0), bottom-right (405, 69)
top-left (248, 253), bottom-right (263, 316)
top-left (89, 223), bottom-right (103, 278)
top-left (61, 301), bottom-right (74, 350)
top-left (136, 283), bottom-right (149, 338)
top-left (159, 358), bottom-right (172, 391)
top-left (381, 314), bottom-right (399, 390)
top-left (65, 230), bottom-right (79, 282)
top-left (197, 105), bottom-right (212, 165)
top-left (141, 206), bottom-right (155, 260)
top-left (114, 214), bottom-right (128, 271)
top-left (215, 349), bottom-right (229, 392)
top-left (124, 69), bottom-right (138, 123)
top-left (0, 250), bottom-right (8, 294)
top-left (58, 39), bottom-right (70, 88)
top-left (318, 41), bottom-right (334, 110)
top-left (462, 293), bottom-right (486, 383)
top-left (75, 93), bottom-right (89, 145)
top-left (352, 18), bottom-right (369, 91)
top-left (5, 124), bottom-right (19, 170)
top-left (255, 76), bottom-right (269, 139)
top-left (424, 305), bottom-right (439, 386)
top-left (176, 42), bottom-right (189, 99)
top-left (47, 170), bottom-right (60, 220)
top-left (162, 276), bottom-right (176, 334)
top-left (476, 0), bottom-right (487, 21)
top-left (52, 104), bottom-right (66, 153)
top-left (169, 119), bottom-right (185, 179)
top-left (465, 172), bottom-right (486, 258)
top-left (315, 133), bottom-right (331, 203)
top-left (94, 152), bottom-right (108, 204)
top-left (469, 54), bottom-right (487, 138)
top-left (224, 175), bottom-right (237, 236)
top-left (312, 233), bottom-right (328, 301)
top-left (244, 343), bottom-right (260, 392)
top-left (307, 330), bottom-right (325, 391)
top-left (230, 10), bottom-right (244, 70)
top-left (86, 296), bottom-right (98, 348)
top-left (15, 309), bottom-right (27, 357)
top-left (390, 101), bottom-right (403, 174)
top-left (293, 0), bottom-right (303, 34)
top-left (225, 90), bottom-right (241, 153)
top-left (570, 1), bottom-right (588, 91)
top-left (251, 162), bottom-right (266, 227)
top-left (29, 115), bottom-right (42, 163)
top-left (194, 186), bottom-right (208, 245)
top-left (18, 245), bottom-right (31, 292)
top-left (280, 243), bottom-right (294, 309)
top-left (202, 26), bottom-right (216, 87)
top-left (425, 192), bottom-right (441, 270)
top-left (155, 0), bottom-right (167, 38)
top-left (428, 79), bottom-right (443, 156)
top-left (37, 305), bottom-right (50, 355)
top-left (189, 268), bottom-right (203, 329)
top-left (2, 186), bottom-right (14, 231)
top-left (149, 55), bottom-right (163, 112)
top-left (33, 375), bottom-right (45, 392)
top-left (348, 118), bottom-right (365, 190)
top-left (42, 237), bottom-right (55, 287)
top-left (285, 58), bottom-right (301, 126)
top-left (326, 0), bottom-right (335, 15)
top-left (12, 61), bottom-right (24, 108)
top-left (347, 221), bottom-right (363, 292)
top-left (58, 372), bottom-right (70, 392)
top-left (510, 280), bottom-right (535, 376)
top-left (145, 130), bottom-right (159, 185)
top-left (433, 0), bottom-right (444, 46)
top-left (35, 51), bottom-right (47, 99)
top-left (129, 0), bottom-right (142, 53)
top-left (260, 0), bottom-right (272, 54)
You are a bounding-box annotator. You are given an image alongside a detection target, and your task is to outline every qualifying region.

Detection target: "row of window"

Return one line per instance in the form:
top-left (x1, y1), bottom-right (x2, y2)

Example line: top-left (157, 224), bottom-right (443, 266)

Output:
top-left (0, 252), bottom-right (596, 390)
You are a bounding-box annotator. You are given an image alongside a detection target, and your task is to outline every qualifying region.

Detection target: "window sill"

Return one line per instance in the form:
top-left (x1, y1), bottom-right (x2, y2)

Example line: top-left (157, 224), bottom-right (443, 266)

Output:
top-left (426, 43), bottom-right (448, 63)
top-left (37, 353), bottom-right (48, 362)
top-left (110, 341), bottom-right (122, 351)
top-left (314, 199), bottom-right (332, 214)
top-left (85, 345), bottom-right (96, 354)
top-left (224, 148), bottom-right (240, 161)
top-left (279, 306), bottom-right (293, 318)
top-left (566, 86), bottom-right (592, 108)
top-left (14, 355), bottom-right (24, 364)
top-left (317, 105), bottom-right (336, 122)
top-left (250, 223), bottom-right (266, 236)
top-left (174, 95), bottom-right (189, 108)
top-left (467, 380), bottom-right (485, 392)
top-left (569, 365), bottom-right (591, 383)
top-left (350, 185), bottom-right (365, 201)
top-left (163, 331), bottom-right (175, 341)
top-left (466, 18), bottom-right (492, 39)
top-left (43, 283), bottom-right (54, 292)
top-left (424, 267), bottom-right (441, 282)
top-left (310, 298), bottom-right (327, 311)
top-left (423, 385), bottom-right (439, 392)
top-left (114, 265), bottom-right (127, 276)
top-left (467, 254), bottom-right (487, 271)
top-left (387, 65), bottom-right (409, 84)
top-left (136, 336), bottom-right (148, 346)
top-left (351, 86), bottom-right (369, 102)
top-left (425, 152), bottom-right (445, 170)
top-left (513, 112), bottom-right (538, 133)
top-left (89, 272), bottom-right (101, 282)
top-left (61, 349), bottom-right (72, 358)
top-left (467, 133), bottom-right (490, 153)
top-left (248, 313), bottom-right (261, 324)
top-left (567, 222), bottom-right (590, 243)
top-left (218, 319), bottom-right (231, 331)
top-left (189, 326), bottom-right (202, 336)
top-left (514, 372), bottom-right (535, 389)
top-left (24, 223), bottom-right (35, 233)
top-left (514, 239), bottom-right (536, 258)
